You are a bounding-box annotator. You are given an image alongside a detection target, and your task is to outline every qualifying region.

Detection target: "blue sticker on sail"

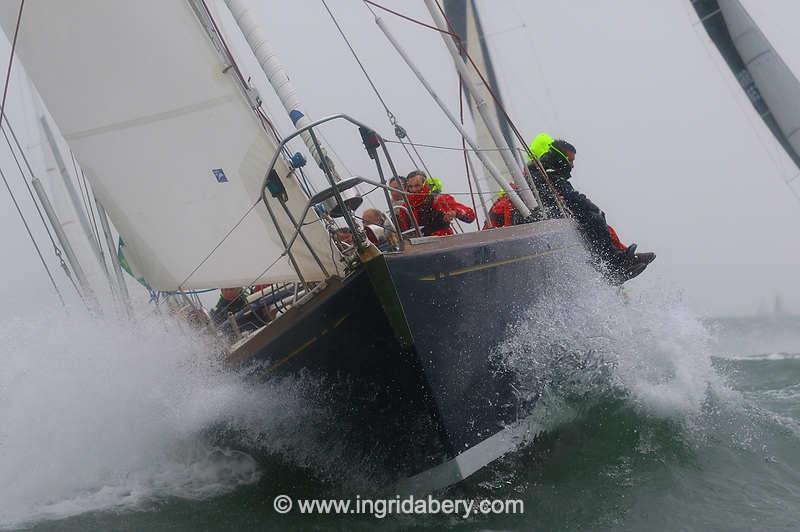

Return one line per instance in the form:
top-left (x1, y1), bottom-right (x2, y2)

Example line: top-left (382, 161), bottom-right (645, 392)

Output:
top-left (212, 168), bottom-right (228, 183)
top-left (289, 109), bottom-right (304, 125)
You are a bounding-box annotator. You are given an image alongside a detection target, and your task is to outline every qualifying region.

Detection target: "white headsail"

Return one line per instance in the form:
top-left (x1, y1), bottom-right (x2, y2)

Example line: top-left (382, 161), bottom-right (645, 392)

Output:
top-left (0, 0), bottom-right (338, 291)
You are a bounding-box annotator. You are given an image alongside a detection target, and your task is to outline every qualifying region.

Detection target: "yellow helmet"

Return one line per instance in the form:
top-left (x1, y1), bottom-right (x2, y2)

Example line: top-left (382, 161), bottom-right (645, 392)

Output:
top-left (425, 176), bottom-right (443, 193)
top-left (529, 132), bottom-right (554, 160)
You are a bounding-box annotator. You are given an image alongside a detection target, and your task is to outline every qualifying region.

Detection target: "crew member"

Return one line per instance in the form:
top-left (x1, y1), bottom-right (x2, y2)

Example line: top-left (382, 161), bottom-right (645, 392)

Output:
top-left (483, 185), bottom-right (525, 229)
top-left (406, 170), bottom-right (475, 236)
top-left (361, 208), bottom-right (398, 248)
top-left (388, 176), bottom-right (413, 232)
top-left (529, 134), bottom-right (656, 282)
top-left (210, 287), bottom-right (249, 324)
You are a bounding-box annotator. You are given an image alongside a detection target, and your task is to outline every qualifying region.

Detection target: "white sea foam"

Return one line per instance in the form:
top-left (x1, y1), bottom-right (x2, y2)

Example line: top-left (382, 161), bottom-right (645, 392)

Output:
top-left (497, 253), bottom-right (722, 421)
top-left (0, 309), bottom-right (269, 528)
top-left (0, 299), bottom-right (382, 529)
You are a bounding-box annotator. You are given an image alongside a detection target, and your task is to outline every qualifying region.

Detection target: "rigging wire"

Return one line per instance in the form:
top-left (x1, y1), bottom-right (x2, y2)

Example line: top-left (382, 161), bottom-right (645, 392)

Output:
top-left (322, 0), bottom-right (392, 122)
top-left (404, 130), bottom-right (432, 176)
top-left (458, 75), bottom-right (481, 230)
top-left (0, 0), bottom-right (66, 305)
top-left (1, 119), bottom-right (55, 247)
top-left (0, 0), bottom-right (23, 123)
top-left (177, 199), bottom-right (260, 290)
top-left (384, 137), bottom-right (528, 156)
top-left (323, 0), bottom-right (431, 176)
top-left (364, 0), bottom-right (454, 36)
top-left (0, 164), bottom-right (65, 305)
top-left (362, 0), bottom-right (565, 212)
top-left (507, 0), bottom-right (561, 127)
top-left (432, 0), bottom-right (566, 215)
top-left (7, 129), bottom-right (89, 303)
top-left (0, 115), bottom-right (81, 303)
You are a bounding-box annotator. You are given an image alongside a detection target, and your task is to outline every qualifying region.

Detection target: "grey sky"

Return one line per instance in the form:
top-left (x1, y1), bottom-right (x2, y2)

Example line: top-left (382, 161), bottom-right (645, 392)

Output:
top-left (0, 0), bottom-right (798, 317)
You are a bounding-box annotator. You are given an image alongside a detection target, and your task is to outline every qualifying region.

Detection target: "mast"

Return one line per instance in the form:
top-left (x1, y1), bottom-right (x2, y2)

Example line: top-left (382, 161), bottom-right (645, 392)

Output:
top-left (372, 12), bottom-right (531, 218)
top-left (222, 0), bottom-right (372, 252)
top-left (222, 0), bottom-right (340, 181)
top-left (424, 0), bottom-right (541, 212)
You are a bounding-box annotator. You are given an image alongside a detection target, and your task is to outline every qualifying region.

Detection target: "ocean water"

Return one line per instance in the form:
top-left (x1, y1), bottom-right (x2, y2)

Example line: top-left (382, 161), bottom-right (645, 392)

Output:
top-left (1, 279), bottom-right (800, 530)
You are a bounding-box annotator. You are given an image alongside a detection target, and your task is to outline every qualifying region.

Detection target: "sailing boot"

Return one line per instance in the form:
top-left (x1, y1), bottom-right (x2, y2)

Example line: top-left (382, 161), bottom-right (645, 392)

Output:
top-left (615, 250), bottom-right (657, 284)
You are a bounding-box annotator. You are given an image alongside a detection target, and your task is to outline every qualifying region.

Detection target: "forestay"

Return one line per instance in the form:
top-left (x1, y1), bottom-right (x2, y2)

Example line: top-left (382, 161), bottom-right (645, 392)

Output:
top-left (0, 0), bottom-right (338, 290)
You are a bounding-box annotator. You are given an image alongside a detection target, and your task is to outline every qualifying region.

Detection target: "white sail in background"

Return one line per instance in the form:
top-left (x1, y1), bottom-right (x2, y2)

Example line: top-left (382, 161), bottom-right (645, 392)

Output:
top-left (0, 0), bottom-right (338, 290)
top-left (444, 0), bottom-right (519, 194)
top-left (718, 0), bottom-right (800, 163)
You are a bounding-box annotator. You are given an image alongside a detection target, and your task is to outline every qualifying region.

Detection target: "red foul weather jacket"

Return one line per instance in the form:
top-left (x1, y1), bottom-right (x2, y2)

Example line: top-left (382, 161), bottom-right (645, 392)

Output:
top-left (483, 195), bottom-right (515, 229)
top-left (408, 185), bottom-right (476, 236)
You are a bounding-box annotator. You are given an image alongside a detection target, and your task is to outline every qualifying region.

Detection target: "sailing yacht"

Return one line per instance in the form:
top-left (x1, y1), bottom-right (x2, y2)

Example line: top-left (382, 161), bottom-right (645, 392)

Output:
top-left (0, 1), bottom-right (595, 492)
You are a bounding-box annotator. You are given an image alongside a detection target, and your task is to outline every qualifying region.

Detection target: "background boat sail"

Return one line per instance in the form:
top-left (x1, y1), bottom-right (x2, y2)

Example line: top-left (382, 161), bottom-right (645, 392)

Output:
top-left (691, 0), bottom-right (800, 201)
top-left (0, 0), bottom-right (591, 492)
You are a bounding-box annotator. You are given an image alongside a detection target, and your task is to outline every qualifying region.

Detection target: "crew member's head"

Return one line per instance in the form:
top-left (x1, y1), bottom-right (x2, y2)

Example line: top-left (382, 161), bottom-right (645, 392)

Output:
top-left (221, 287), bottom-right (242, 301)
top-left (333, 227), bottom-right (354, 249)
top-left (405, 170), bottom-right (427, 194)
top-left (552, 139), bottom-right (576, 168)
top-left (388, 176), bottom-right (405, 202)
top-left (362, 208), bottom-right (385, 226)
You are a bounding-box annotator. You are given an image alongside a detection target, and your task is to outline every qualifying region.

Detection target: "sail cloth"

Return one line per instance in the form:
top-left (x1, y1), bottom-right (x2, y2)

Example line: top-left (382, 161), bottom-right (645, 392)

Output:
top-left (691, 0), bottom-right (800, 170)
top-left (443, 0), bottom-right (520, 192)
top-left (0, 1), bottom-right (338, 290)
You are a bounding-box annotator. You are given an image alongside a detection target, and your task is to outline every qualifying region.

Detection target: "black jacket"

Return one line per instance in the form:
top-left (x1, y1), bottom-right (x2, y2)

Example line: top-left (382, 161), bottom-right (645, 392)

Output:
top-left (531, 150), bottom-right (624, 266)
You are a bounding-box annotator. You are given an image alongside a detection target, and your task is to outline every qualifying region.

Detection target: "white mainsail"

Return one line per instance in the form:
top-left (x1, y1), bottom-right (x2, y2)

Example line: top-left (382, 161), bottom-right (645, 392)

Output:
top-left (0, 0), bottom-right (338, 291)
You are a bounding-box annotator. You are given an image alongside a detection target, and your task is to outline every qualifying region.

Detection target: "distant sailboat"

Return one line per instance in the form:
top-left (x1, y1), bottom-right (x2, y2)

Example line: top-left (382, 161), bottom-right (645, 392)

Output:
top-left (774, 294), bottom-right (786, 316)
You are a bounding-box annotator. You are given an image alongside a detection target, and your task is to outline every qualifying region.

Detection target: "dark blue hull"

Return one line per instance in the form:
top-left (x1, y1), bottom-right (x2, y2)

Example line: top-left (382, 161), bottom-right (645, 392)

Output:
top-left (228, 219), bottom-right (583, 487)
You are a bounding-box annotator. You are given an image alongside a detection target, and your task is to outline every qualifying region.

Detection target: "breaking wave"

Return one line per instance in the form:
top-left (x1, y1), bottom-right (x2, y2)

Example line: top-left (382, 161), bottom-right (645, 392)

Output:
top-left (495, 256), bottom-right (723, 425)
top-left (0, 307), bottom-right (362, 529)
top-left (464, 259), bottom-right (800, 530)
